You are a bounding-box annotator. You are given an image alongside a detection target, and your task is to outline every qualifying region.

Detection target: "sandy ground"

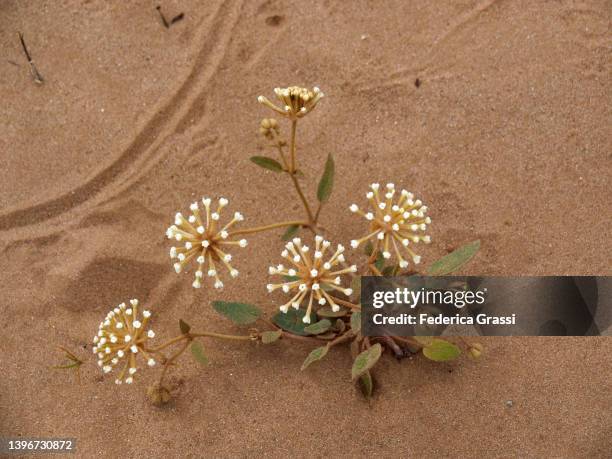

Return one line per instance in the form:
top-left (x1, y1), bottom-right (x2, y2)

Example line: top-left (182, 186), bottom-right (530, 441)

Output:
top-left (1, 0), bottom-right (611, 457)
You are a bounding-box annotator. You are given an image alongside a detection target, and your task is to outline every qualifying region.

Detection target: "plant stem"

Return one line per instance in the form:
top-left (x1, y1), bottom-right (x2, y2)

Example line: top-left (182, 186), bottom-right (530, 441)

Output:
top-left (190, 331), bottom-right (253, 341)
top-left (289, 120), bottom-right (297, 173)
top-left (327, 331), bottom-right (355, 348)
top-left (379, 335), bottom-right (405, 358)
top-left (288, 171), bottom-right (315, 225)
top-left (229, 220), bottom-right (308, 236)
top-left (328, 295), bottom-right (361, 310)
top-left (159, 338), bottom-right (190, 385)
top-left (367, 245), bottom-right (379, 264)
top-left (272, 127), bottom-right (315, 225)
top-left (314, 201), bottom-right (322, 223)
top-left (146, 335), bottom-right (189, 352)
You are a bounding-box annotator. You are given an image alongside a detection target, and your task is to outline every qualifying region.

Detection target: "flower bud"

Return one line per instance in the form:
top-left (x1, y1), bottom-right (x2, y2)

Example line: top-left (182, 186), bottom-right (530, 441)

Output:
top-left (468, 343), bottom-right (483, 359)
top-left (147, 383), bottom-right (172, 406)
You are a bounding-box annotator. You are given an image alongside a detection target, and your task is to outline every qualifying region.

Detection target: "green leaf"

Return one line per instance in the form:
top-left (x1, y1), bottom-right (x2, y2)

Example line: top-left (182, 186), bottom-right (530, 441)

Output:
top-left (272, 308), bottom-right (311, 336)
top-left (190, 341), bottom-right (208, 365)
top-left (261, 330), bottom-right (282, 344)
top-left (350, 312), bottom-right (361, 333)
top-left (316, 154), bottom-right (335, 202)
top-left (301, 346), bottom-right (329, 370)
top-left (351, 343), bottom-right (382, 380)
top-left (281, 225), bottom-right (300, 241)
top-left (364, 241), bottom-right (373, 256)
top-left (317, 306), bottom-right (349, 318)
top-left (212, 301), bottom-right (262, 325)
top-left (358, 371), bottom-right (374, 398)
top-left (382, 265), bottom-right (396, 276)
top-left (422, 339), bottom-right (461, 362)
top-left (179, 319), bottom-right (191, 335)
top-left (304, 319), bottom-right (332, 335)
top-left (250, 156), bottom-right (283, 172)
top-left (283, 275), bottom-right (300, 282)
top-left (428, 240), bottom-right (481, 276)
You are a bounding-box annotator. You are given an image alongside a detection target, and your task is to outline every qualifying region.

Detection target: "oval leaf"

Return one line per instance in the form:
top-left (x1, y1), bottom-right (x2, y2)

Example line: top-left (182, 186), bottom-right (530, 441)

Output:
top-left (301, 346), bottom-right (329, 370)
top-left (281, 225), bottom-right (300, 241)
top-left (212, 301), bottom-right (262, 325)
top-left (190, 341), bottom-right (208, 365)
top-left (250, 156), bottom-right (283, 172)
top-left (179, 319), bottom-right (191, 335)
top-left (304, 319), bottom-right (332, 335)
top-left (316, 154), bottom-right (335, 202)
top-left (350, 312), bottom-right (362, 333)
top-left (358, 371), bottom-right (374, 398)
top-left (261, 330), bottom-right (282, 344)
top-left (428, 240), bottom-right (481, 276)
top-left (272, 308), bottom-right (310, 336)
top-left (422, 339), bottom-right (461, 362)
top-left (351, 343), bottom-right (382, 380)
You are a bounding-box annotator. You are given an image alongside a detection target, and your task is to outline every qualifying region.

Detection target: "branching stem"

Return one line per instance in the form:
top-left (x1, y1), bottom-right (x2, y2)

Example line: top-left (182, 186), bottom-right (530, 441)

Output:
top-left (146, 335), bottom-right (188, 352)
top-left (270, 129), bottom-right (316, 226)
top-left (159, 339), bottom-right (190, 385)
top-left (190, 332), bottom-right (253, 341)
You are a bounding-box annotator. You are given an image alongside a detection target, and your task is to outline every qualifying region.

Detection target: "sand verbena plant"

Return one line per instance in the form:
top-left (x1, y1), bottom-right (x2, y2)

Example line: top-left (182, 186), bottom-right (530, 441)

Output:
top-left (56, 85), bottom-right (482, 403)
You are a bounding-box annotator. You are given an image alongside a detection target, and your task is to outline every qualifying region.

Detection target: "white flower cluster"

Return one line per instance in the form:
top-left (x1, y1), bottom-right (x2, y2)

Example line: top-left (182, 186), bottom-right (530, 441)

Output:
top-left (92, 299), bottom-right (156, 385)
top-left (267, 236), bottom-right (356, 323)
top-left (167, 197), bottom-right (248, 289)
top-left (258, 86), bottom-right (324, 120)
top-left (349, 183), bottom-right (431, 268)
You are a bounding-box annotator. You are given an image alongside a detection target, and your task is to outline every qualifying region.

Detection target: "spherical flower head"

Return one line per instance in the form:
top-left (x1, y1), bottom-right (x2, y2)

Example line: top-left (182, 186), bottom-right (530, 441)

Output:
top-left (267, 236), bottom-right (355, 323)
top-left (166, 197), bottom-right (247, 289)
top-left (349, 183), bottom-right (431, 268)
top-left (258, 86), bottom-right (324, 120)
top-left (92, 299), bottom-right (156, 385)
